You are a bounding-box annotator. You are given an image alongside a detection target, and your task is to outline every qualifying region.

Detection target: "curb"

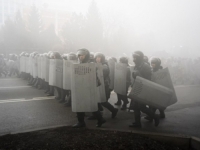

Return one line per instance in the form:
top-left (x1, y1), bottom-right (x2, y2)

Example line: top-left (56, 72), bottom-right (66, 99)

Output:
top-left (1, 125), bottom-right (200, 150)
top-left (93, 128), bottom-right (200, 150)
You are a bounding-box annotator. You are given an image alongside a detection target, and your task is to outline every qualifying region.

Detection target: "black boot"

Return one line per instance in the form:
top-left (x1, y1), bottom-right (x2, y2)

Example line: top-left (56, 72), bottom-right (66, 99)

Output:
top-left (47, 86), bottom-right (54, 96)
top-left (55, 87), bottom-right (61, 100)
top-left (93, 111), bottom-right (106, 127)
top-left (59, 89), bottom-right (67, 103)
top-left (159, 110), bottom-right (165, 119)
top-left (72, 122), bottom-right (86, 128)
top-left (129, 122), bottom-right (142, 128)
top-left (96, 118), bottom-right (106, 127)
top-left (154, 114), bottom-right (160, 127)
top-left (64, 95), bottom-right (71, 107)
top-left (112, 108), bottom-right (118, 118)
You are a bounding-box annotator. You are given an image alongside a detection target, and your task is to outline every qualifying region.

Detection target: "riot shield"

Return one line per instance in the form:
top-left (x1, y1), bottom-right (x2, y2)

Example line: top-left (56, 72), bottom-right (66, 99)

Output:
top-left (96, 64), bottom-right (107, 102)
top-left (130, 65), bottom-right (135, 85)
top-left (55, 60), bottom-right (63, 88)
top-left (20, 56), bottom-right (25, 73)
top-left (30, 57), bottom-right (33, 76)
top-left (37, 57), bottom-right (41, 78)
top-left (63, 60), bottom-right (73, 90)
top-left (41, 57), bottom-right (45, 80)
top-left (114, 63), bottom-right (127, 95)
top-left (151, 67), bottom-right (178, 106)
top-left (25, 57), bottom-right (30, 74)
top-left (33, 58), bottom-right (38, 78)
top-left (128, 76), bottom-right (173, 110)
top-left (45, 58), bottom-right (50, 82)
top-left (71, 63), bottom-right (98, 112)
top-left (49, 59), bottom-right (56, 86)
top-left (108, 59), bottom-right (115, 90)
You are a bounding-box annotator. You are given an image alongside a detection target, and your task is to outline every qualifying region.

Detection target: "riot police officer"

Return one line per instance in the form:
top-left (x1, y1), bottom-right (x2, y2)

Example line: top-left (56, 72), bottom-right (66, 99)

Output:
top-left (115, 57), bottom-right (131, 110)
top-left (129, 51), bottom-right (160, 128)
top-left (73, 49), bottom-right (106, 128)
top-left (144, 57), bottom-right (165, 121)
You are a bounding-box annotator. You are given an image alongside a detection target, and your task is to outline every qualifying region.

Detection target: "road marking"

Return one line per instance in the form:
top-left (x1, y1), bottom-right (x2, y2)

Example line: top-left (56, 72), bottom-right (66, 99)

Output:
top-left (0, 78), bottom-right (20, 80)
top-left (0, 96), bottom-right (55, 104)
top-left (0, 86), bottom-right (31, 89)
top-left (175, 85), bottom-right (200, 88)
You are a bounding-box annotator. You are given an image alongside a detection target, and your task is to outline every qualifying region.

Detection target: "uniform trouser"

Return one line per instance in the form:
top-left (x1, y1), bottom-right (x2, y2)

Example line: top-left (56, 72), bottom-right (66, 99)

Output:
top-left (45, 82), bottom-right (49, 91)
top-left (61, 89), bottom-right (70, 101)
top-left (101, 102), bottom-right (115, 112)
top-left (117, 94), bottom-right (129, 106)
top-left (133, 101), bottom-right (155, 124)
top-left (99, 86), bottom-right (115, 113)
top-left (49, 86), bottom-right (54, 94)
top-left (77, 110), bottom-right (103, 123)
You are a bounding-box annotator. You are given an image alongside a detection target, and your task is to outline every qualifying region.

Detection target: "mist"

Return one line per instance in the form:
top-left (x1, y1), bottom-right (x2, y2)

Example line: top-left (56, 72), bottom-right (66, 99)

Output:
top-left (0, 0), bottom-right (200, 59)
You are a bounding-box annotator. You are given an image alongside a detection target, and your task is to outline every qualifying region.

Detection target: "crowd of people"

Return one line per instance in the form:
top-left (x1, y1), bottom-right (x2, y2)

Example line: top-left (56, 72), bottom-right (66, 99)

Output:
top-left (0, 54), bottom-right (19, 77)
top-left (161, 57), bottom-right (200, 85)
top-left (1, 53), bottom-right (200, 86)
top-left (0, 49), bottom-right (199, 128)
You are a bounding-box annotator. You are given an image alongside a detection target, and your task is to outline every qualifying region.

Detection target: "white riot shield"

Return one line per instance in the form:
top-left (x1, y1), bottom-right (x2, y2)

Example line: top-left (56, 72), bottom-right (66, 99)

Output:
top-left (20, 56), bottom-right (25, 73)
top-left (49, 59), bottom-right (56, 86)
top-left (41, 57), bottom-right (45, 80)
top-left (130, 65), bottom-right (135, 85)
top-left (151, 68), bottom-right (178, 106)
top-left (29, 57), bottom-right (32, 75)
top-left (71, 63), bottom-right (98, 112)
top-left (63, 60), bottom-right (73, 90)
top-left (19, 57), bottom-right (22, 73)
top-left (24, 57), bottom-right (27, 73)
top-left (25, 57), bottom-right (30, 74)
top-left (55, 60), bottom-right (63, 88)
top-left (39, 57), bottom-right (42, 79)
top-left (108, 60), bottom-right (115, 90)
top-left (33, 58), bottom-right (38, 78)
top-left (114, 63), bottom-right (127, 95)
top-left (32, 58), bottom-right (35, 77)
top-left (30, 57), bottom-right (33, 76)
top-left (96, 64), bottom-right (107, 102)
top-left (128, 76), bottom-right (173, 110)
top-left (37, 57), bottom-right (41, 78)
top-left (45, 58), bottom-right (50, 82)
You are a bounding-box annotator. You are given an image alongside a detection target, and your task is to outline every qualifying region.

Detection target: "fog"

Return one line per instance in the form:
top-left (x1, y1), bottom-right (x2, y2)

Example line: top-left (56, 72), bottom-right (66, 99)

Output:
top-left (0, 0), bottom-right (200, 58)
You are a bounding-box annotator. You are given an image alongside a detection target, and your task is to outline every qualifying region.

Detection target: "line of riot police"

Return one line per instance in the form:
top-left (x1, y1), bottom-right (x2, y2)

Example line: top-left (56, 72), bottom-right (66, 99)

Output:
top-left (18, 48), bottom-right (178, 128)
top-left (0, 54), bottom-right (19, 77)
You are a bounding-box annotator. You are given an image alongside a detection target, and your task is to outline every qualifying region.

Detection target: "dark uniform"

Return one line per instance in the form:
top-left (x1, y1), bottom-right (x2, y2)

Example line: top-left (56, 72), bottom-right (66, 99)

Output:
top-left (94, 53), bottom-right (118, 118)
top-left (129, 51), bottom-right (159, 128)
top-left (144, 58), bottom-right (165, 121)
top-left (115, 57), bottom-right (131, 110)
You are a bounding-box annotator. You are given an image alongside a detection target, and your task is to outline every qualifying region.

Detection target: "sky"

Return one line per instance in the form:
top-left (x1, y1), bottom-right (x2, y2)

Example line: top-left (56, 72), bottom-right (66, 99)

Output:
top-left (39, 0), bottom-right (200, 57)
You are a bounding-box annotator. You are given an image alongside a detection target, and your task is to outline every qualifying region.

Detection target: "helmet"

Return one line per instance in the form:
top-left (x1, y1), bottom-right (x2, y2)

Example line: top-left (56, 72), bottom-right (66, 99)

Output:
top-left (68, 52), bottom-right (77, 61)
top-left (94, 52), bottom-right (106, 63)
top-left (77, 48), bottom-right (90, 63)
top-left (119, 56), bottom-right (128, 65)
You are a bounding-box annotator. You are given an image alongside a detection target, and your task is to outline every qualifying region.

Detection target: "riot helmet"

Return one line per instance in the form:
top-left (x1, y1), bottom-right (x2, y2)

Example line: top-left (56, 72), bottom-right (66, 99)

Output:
top-left (94, 52), bottom-right (106, 64)
top-left (77, 48), bottom-right (90, 63)
top-left (132, 51), bottom-right (144, 65)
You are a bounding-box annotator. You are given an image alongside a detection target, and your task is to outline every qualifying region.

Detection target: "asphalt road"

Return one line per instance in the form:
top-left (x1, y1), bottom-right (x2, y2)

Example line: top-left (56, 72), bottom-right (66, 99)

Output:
top-left (0, 77), bottom-right (200, 138)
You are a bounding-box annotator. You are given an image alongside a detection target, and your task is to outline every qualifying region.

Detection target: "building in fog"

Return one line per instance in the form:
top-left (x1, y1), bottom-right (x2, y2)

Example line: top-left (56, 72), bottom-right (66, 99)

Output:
top-left (0, 0), bottom-right (41, 25)
top-left (0, 0), bottom-right (69, 34)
